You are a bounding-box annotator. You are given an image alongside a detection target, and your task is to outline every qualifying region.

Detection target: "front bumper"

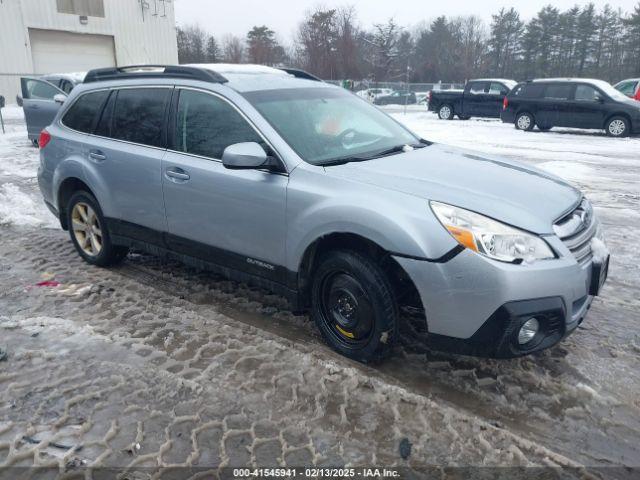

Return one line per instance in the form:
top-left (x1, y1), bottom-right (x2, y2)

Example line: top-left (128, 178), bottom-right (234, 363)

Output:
top-left (394, 240), bottom-right (604, 358)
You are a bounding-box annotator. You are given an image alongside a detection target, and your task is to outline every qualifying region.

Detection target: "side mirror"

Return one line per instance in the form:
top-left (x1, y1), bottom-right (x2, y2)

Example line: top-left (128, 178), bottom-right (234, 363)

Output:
top-left (596, 96), bottom-right (605, 104)
top-left (222, 142), bottom-right (269, 170)
top-left (16, 95), bottom-right (23, 107)
top-left (53, 93), bottom-right (67, 104)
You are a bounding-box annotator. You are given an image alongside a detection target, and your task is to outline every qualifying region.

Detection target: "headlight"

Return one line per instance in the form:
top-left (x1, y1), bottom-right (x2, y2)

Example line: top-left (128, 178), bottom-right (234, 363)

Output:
top-left (430, 201), bottom-right (555, 263)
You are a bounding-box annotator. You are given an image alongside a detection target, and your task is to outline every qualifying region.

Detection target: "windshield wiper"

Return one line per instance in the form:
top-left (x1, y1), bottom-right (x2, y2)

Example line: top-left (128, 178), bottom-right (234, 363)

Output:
top-left (321, 143), bottom-right (426, 166)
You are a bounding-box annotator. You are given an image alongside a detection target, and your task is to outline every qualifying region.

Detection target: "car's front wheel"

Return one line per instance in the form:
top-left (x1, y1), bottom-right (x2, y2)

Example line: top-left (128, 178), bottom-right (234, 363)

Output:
top-left (605, 116), bottom-right (630, 137)
top-left (67, 191), bottom-right (128, 267)
top-left (515, 112), bottom-right (535, 131)
top-left (311, 250), bottom-right (398, 363)
top-left (438, 104), bottom-right (454, 120)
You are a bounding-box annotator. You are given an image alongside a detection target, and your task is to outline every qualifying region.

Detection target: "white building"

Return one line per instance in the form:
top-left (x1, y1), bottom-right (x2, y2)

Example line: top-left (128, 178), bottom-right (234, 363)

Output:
top-left (0, 0), bottom-right (178, 102)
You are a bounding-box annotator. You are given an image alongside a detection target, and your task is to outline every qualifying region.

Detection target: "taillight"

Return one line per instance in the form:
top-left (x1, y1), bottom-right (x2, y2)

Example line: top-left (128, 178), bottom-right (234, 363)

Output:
top-left (39, 129), bottom-right (51, 149)
top-left (503, 96), bottom-right (509, 110)
top-left (635, 89), bottom-right (640, 101)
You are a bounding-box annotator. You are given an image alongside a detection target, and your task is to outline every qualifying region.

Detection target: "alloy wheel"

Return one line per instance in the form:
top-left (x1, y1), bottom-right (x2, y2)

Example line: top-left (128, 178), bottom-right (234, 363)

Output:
top-left (517, 114), bottom-right (532, 130)
top-left (439, 105), bottom-right (452, 120)
top-left (71, 202), bottom-right (103, 256)
top-left (608, 119), bottom-right (626, 136)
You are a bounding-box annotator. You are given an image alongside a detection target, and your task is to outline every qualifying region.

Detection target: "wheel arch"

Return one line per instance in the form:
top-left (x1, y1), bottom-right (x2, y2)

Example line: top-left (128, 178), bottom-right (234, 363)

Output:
top-left (603, 111), bottom-right (631, 130)
top-left (295, 232), bottom-right (425, 317)
top-left (56, 177), bottom-right (96, 230)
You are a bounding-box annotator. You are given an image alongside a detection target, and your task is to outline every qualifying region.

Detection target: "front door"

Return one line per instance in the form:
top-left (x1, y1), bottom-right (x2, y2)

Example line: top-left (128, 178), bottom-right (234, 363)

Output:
top-left (20, 77), bottom-right (65, 140)
top-left (162, 88), bottom-right (288, 281)
top-left (569, 84), bottom-right (609, 129)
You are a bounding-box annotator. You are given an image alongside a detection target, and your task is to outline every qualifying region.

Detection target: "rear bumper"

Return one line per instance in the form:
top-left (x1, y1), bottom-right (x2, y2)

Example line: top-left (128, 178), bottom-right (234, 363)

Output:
top-left (393, 242), bottom-right (604, 358)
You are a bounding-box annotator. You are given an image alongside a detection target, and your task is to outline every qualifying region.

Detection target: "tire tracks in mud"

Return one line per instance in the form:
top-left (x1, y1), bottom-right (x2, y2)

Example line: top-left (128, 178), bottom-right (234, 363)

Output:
top-left (1, 226), bottom-right (639, 474)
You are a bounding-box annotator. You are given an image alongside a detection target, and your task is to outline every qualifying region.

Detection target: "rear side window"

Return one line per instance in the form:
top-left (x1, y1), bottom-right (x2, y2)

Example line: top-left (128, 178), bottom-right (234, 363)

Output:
top-left (543, 84), bottom-right (574, 100)
top-left (111, 88), bottom-right (170, 148)
top-left (511, 84), bottom-right (544, 99)
top-left (62, 90), bottom-right (109, 133)
top-left (174, 89), bottom-right (261, 159)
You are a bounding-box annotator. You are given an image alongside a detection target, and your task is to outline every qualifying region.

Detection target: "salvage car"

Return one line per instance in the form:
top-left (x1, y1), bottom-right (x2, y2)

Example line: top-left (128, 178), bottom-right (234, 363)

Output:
top-left (37, 64), bottom-right (609, 363)
top-left (502, 78), bottom-right (640, 137)
top-left (614, 78), bottom-right (640, 101)
top-left (429, 79), bottom-right (516, 120)
top-left (17, 73), bottom-right (85, 145)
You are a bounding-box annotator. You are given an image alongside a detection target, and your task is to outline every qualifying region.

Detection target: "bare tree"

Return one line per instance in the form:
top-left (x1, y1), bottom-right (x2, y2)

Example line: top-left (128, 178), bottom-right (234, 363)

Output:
top-left (222, 34), bottom-right (245, 63)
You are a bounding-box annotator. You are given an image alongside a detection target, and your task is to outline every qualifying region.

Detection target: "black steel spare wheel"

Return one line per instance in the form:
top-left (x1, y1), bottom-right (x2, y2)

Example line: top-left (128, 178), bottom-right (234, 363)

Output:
top-left (321, 271), bottom-right (374, 345)
top-left (311, 250), bottom-right (398, 363)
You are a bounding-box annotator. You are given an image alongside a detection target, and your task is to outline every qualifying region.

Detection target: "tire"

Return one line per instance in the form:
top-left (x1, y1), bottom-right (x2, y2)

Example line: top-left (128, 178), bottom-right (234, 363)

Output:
top-left (438, 104), bottom-right (454, 120)
top-left (458, 115), bottom-right (470, 120)
top-left (515, 112), bottom-right (535, 131)
top-left (605, 116), bottom-right (630, 137)
top-left (311, 250), bottom-right (399, 363)
top-left (66, 191), bottom-right (128, 267)
top-left (537, 125), bottom-right (552, 132)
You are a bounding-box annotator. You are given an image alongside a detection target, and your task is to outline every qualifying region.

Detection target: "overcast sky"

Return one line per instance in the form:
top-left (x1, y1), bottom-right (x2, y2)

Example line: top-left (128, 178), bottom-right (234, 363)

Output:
top-left (174, 0), bottom-right (639, 41)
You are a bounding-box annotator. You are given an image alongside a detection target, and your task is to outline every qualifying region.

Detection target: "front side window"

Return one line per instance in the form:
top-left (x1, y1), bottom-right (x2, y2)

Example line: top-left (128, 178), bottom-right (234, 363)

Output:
top-left (174, 90), bottom-right (262, 159)
top-left (543, 84), bottom-right (574, 100)
top-left (489, 82), bottom-right (509, 95)
top-left (244, 87), bottom-right (419, 165)
top-left (23, 79), bottom-right (60, 100)
top-left (62, 90), bottom-right (109, 133)
top-left (575, 85), bottom-right (601, 102)
top-left (111, 88), bottom-right (170, 148)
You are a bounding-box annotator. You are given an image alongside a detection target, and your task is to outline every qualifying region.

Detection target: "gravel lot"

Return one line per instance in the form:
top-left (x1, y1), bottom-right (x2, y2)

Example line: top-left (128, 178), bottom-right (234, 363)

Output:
top-left (1, 105), bottom-right (639, 478)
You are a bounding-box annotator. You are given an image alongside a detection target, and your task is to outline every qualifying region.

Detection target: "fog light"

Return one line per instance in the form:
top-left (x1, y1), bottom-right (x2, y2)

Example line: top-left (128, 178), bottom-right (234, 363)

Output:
top-left (518, 317), bottom-right (539, 344)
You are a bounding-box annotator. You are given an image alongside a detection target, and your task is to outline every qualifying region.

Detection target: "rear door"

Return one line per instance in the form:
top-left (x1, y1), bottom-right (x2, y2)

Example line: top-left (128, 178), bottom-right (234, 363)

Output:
top-left (537, 83), bottom-right (574, 127)
top-left (81, 87), bottom-right (171, 239)
top-left (20, 77), bottom-right (65, 140)
top-left (162, 88), bottom-right (288, 279)
top-left (463, 81), bottom-right (489, 116)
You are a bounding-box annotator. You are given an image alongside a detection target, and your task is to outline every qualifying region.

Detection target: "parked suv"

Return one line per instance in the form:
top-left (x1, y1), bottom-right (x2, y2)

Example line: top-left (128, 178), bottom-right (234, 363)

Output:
top-left (502, 78), bottom-right (640, 137)
top-left (38, 64), bottom-right (609, 362)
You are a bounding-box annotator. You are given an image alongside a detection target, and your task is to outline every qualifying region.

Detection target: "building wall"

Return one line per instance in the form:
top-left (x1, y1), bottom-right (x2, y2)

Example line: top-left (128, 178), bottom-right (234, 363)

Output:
top-left (0, 0), bottom-right (178, 103)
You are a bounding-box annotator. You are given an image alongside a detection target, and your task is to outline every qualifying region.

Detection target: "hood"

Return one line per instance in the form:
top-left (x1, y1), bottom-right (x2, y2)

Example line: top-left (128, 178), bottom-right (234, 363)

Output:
top-left (323, 144), bottom-right (581, 234)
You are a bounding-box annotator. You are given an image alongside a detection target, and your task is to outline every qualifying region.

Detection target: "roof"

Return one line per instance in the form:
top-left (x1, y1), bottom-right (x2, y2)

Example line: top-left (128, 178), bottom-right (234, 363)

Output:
top-left (185, 63), bottom-right (330, 93)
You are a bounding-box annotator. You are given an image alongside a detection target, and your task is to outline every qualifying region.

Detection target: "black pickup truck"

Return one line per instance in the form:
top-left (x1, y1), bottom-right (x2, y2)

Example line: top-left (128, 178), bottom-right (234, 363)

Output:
top-left (428, 79), bottom-right (517, 120)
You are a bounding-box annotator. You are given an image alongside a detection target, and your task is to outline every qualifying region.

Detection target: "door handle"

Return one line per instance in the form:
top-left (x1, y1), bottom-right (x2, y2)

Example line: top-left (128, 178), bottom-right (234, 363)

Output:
top-left (165, 168), bottom-right (190, 181)
top-left (89, 150), bottom-right (106, 162)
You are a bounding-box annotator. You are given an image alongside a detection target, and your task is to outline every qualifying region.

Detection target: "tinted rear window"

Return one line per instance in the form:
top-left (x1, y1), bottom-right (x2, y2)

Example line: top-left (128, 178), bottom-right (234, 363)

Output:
top-left (111, 88), bottom-right (170, 148)
top-left (543, 84), bottom-right (574, 100)
top-left (62, 90), bottom-right (109, 133)
top-left (512, 84), bottom-right (544, 98)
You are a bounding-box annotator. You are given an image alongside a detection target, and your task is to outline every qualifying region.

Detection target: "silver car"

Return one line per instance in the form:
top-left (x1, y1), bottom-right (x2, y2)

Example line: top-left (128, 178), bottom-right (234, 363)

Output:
top-left (37, 64), bottom-right (609, 363)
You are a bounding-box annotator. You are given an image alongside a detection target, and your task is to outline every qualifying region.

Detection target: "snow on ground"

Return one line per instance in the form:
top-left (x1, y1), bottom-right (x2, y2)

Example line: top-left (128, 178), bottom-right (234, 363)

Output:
top-left (0, 105), bottom-right (58, 227)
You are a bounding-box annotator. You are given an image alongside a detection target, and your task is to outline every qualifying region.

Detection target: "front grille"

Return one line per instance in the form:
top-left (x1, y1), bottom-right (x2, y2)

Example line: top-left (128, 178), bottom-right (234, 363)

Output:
top-left (555, 199), bottom-right (597, 264)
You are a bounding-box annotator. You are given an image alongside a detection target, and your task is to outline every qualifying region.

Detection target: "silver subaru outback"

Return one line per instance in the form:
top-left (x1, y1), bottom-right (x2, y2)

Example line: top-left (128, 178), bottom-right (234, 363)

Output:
top-left (37, 64), bottom-right (609, 363)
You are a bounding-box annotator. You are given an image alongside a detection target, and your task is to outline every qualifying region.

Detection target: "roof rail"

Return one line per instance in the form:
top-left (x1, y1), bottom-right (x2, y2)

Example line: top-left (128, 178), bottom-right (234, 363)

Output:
top-left (84, 65), bottom-right (228, 84)
top-left (278, 67), bottom-right (322, 82)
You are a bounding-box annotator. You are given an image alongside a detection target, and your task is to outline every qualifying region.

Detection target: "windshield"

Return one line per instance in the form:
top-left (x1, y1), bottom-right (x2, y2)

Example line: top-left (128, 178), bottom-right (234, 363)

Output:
top-left (590, 79), bottom-right (631, 101)
top-left (243, 87), bottom-right (420, 165)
